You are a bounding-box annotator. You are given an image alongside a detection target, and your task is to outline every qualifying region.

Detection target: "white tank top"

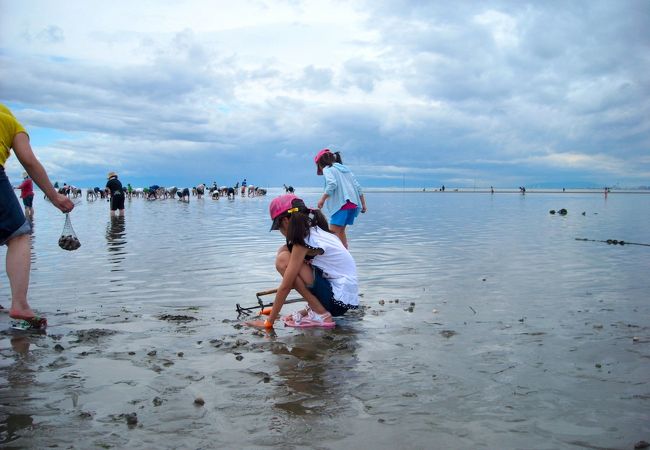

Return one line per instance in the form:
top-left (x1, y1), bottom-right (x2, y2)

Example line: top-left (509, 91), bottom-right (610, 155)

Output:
top-left (305, 226), bottom-right (359, 306)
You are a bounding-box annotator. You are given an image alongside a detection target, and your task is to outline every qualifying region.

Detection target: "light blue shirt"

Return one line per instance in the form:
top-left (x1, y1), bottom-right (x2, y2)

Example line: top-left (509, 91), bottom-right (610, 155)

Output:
top-left (322, 163), bottom-right (363, 217)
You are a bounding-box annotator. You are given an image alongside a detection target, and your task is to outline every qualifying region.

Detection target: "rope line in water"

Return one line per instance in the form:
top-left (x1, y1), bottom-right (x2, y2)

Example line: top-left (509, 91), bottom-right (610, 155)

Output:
top-left (575, 238), bottom-right (650, 247)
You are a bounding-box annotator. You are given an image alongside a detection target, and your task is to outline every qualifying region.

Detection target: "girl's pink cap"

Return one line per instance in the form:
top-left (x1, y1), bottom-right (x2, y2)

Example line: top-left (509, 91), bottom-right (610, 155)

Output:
top-left (269, 194), bottom-right (300, 230)
top-left (314, 148), bottom-right (330, 175)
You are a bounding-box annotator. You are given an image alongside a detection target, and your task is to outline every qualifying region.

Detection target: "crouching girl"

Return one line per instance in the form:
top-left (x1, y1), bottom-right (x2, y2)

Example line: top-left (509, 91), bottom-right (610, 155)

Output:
top-left (247, 194), bottom-right (359, 329)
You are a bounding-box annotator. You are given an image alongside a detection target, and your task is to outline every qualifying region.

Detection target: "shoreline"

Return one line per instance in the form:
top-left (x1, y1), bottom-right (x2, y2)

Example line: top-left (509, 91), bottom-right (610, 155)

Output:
top-left (363, 188), bottom-right (650, 194)
top-left (21, 186), bottom-right (650, 196)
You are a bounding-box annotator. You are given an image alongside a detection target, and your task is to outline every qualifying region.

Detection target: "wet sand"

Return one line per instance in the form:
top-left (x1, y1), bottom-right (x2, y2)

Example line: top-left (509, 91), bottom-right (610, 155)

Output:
top-left (2, 294), bottom-right (649, 449)
top-left (1, 191), bottom-right (649, 448)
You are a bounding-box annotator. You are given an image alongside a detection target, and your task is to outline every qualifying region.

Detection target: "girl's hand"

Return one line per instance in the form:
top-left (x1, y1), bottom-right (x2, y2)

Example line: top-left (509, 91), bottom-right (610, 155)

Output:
top-left (317, 193), bottom-right (329, 210)
top-left (361, 206), bottom-right (367, 213)
top-left (245, 319), bottom-right (274, 329)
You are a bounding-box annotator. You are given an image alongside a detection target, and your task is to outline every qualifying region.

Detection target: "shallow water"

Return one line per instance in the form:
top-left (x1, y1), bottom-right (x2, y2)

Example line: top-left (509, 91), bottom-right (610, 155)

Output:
top-left (1, 190), bottom-right (649, 449)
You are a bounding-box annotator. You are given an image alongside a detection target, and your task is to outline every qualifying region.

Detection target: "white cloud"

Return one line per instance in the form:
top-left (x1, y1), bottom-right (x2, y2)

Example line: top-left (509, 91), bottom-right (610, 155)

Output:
top-left (473, 9), bottom-right (518, 48)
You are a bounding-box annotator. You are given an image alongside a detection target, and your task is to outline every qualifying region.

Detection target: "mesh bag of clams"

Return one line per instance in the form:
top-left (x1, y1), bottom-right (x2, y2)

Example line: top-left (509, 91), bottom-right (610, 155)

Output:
top-left (58, 213), bottom-right (81, 251)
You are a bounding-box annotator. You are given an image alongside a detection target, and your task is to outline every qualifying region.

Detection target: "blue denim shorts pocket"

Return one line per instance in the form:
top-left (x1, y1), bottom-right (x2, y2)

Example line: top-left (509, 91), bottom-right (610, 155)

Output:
top-left (308, 266), bottom-right (349, 317)
top-left (0, 168), bottom-right (30, 245)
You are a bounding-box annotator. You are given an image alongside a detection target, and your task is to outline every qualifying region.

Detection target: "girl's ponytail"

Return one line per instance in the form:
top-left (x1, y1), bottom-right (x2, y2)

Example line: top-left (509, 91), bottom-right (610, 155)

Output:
top-left (333, 151), bottom-right (343, 164)
top-left (286, 207), bottom-right (332, 249)
top-left (308, 208), bottom-right (330, 233)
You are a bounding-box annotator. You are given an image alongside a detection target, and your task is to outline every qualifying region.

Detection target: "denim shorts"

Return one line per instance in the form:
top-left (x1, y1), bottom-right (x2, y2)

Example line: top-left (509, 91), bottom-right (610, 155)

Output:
top-left (0, 167), bottom-right (31, 245)
top-left (308, 266), bottom-right (350, 317)
top-left (330, 206), bottom-right (359, 227)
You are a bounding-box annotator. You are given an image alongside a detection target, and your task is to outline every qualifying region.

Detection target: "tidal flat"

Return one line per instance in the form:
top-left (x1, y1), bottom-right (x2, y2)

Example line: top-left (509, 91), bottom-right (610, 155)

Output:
top-left (1, 189), bottom-right (649, 449)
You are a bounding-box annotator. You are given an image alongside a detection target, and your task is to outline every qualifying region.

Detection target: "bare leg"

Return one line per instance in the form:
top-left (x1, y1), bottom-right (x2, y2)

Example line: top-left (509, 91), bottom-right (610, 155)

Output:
top-left (275, 246), bottom-right (330, 316)
top-left (329, 224), bottom-right (348, 248)
top-left (6, 233), bottom-right (35, 319)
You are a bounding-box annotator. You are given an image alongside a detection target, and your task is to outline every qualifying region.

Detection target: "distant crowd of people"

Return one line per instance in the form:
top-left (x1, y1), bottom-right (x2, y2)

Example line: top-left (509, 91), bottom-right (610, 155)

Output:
top-left (127, 179), bottom-right (269, 201)
top-left (49, 176), bottom-right (269, 216)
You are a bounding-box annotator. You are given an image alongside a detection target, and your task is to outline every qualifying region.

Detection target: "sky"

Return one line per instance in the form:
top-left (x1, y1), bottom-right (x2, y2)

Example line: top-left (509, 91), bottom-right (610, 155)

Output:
top-left (1, 0), bottom-right (649, 189)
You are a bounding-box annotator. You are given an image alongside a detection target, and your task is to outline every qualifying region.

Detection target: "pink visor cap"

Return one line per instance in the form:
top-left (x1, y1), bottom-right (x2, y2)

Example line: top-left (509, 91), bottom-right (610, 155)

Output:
top-left (314, 148), bottom-right (330, 175)
top-left (269, 194), bottom-right (307, 231)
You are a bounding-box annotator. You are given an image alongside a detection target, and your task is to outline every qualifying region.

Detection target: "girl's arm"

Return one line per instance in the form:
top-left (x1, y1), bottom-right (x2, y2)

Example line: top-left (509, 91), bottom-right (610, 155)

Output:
top-left (247, 245), bottom-right (309, 329)
top-left (352, 173), bottom-right (366, 212)
top-left (317, 193), bottom-right (329, 210)
top-left (359, 193), bottom-right (367, 213)
top-left (318, 167), bottom-right (337, 209)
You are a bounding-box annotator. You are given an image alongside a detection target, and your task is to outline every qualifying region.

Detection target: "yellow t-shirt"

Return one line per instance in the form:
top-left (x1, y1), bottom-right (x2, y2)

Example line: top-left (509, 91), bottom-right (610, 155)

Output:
top-left (0, 103), bottom-right (27, 166)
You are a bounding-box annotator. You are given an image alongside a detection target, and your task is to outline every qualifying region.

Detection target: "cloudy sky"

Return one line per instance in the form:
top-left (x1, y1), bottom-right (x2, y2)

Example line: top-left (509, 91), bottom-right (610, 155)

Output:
top-left (1, 0), bottom-right (648, 189)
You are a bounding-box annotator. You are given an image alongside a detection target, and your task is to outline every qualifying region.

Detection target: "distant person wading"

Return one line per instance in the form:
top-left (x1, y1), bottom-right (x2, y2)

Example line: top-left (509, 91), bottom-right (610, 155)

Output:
top-left (16, 172), bottom-right (34, 221)
top-left (106, 172), bottom-right (125, 216)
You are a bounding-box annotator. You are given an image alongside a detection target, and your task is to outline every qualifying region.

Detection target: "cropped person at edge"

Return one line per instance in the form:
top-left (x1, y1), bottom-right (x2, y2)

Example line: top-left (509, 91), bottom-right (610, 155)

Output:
top-left (0, 103), bottom-right (74, 322)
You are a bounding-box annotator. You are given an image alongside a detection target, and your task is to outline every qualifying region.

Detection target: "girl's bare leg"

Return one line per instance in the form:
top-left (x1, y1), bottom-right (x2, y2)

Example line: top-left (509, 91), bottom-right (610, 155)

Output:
top-left (275, 246), bottom-right (330, 316)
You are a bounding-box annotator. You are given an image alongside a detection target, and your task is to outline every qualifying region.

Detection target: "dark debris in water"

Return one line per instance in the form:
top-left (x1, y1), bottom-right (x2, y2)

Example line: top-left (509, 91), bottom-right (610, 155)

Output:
top-left (71, 328), bottom-right (118, 343)
top-left (109, 412), bottom-right (139, 427)
top-left (157, 314), bottom-right (197, 323)
top-left (440, 330), bottom-right (457, 338)
top-left (576, 237), bottom-right (650, 247)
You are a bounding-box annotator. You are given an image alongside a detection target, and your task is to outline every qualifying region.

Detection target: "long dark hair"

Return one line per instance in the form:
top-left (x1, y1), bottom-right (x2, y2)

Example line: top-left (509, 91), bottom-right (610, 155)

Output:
top-left (316, 151), bottom-right (343, 172)
top-left (285, 205), bottom-right (331, 249)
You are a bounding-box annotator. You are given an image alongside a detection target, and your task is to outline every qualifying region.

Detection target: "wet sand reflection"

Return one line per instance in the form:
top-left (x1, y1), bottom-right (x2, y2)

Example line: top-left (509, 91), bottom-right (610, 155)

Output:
top-left (270, 326), bottom-right (360, 418)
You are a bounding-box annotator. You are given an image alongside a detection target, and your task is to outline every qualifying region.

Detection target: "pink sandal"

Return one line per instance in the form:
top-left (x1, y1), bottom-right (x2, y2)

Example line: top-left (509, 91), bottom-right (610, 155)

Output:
top-left (284, 310), bottom-right (335, 328)
top-left (282, 309), bottom-right (308, 324)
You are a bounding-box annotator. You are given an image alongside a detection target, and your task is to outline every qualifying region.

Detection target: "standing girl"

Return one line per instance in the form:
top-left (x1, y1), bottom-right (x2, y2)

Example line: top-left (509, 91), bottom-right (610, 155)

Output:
top-left (247, 194), bottom-right (359, 329)
top-left (314, 149), bottom-right (367, 248)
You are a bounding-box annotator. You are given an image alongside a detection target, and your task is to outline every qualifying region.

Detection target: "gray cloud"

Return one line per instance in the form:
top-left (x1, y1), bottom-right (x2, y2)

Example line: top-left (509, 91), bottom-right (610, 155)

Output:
top-left (341, 59), bottom-right (382, 92)
top-left (1, 0), bottom-right (648, 189)
top-left (36, 25), bottom-right (65, 43)
top-left (298, 65), bottom-right (334, 91)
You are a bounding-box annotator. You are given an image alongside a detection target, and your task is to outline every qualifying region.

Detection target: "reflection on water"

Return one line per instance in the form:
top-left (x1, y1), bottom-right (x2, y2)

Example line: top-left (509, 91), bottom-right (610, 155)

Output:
top-left (9, 336), bottom-right (32, 356)
top-left (0, 333), bottom-right (39, 447)
top-left (0, 413), bottom-right (34, 446)
top-left (106, 215), bottom-right (126, 272)
top-left (271, 326), bottom-right (360, 418)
